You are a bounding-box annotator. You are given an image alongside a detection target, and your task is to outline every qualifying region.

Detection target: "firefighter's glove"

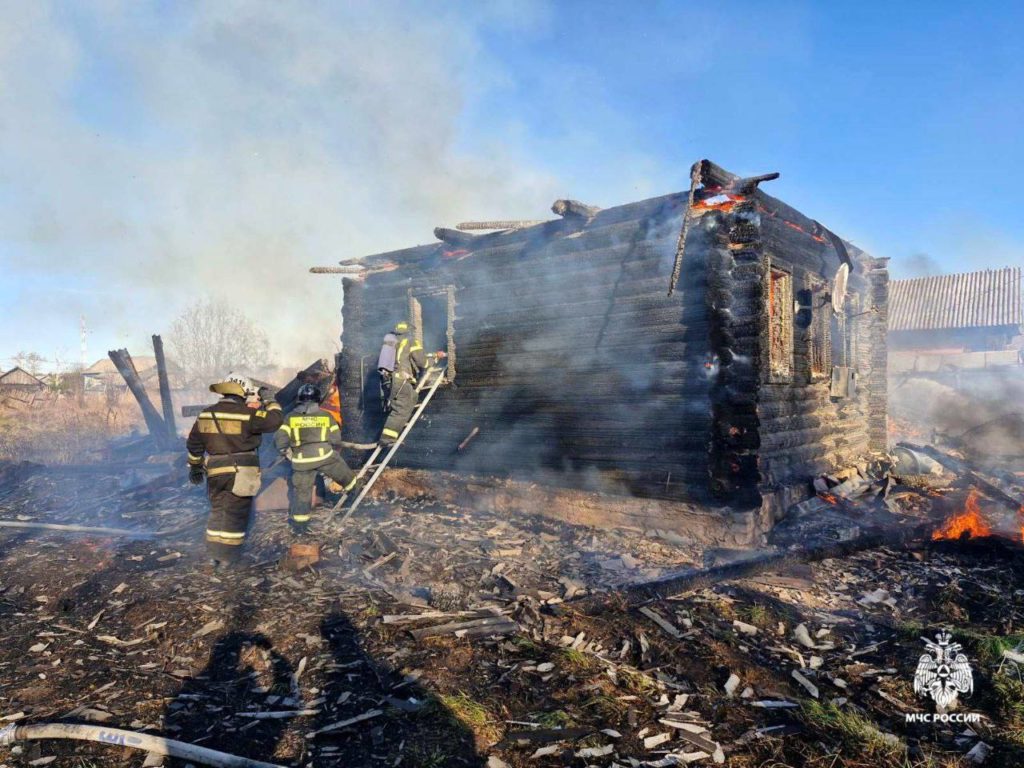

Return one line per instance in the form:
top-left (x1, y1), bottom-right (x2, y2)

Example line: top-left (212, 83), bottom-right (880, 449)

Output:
top-left (189, 466), bottom-right (205, 486)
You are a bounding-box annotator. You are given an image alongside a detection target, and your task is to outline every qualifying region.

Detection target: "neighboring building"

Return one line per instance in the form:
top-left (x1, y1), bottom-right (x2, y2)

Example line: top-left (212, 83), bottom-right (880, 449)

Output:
top-left (0, 366), bottom-right (48, 406)
top-left (334, 159), bottom-right (889, 523)
top-left (889, 267), bottom-right (1023, 374)
top-left (83, 356), bottom-right (186, 393)
top-left (83, 356), bottom-right (157, 392)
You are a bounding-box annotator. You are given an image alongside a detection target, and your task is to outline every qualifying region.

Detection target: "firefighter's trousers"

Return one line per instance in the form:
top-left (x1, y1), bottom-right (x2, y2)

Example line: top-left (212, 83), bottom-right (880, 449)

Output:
top-left (289, 455), bottom-right (356, 534)
top-left (380, 378), bottom-right (417, 445)
top-left (204, 474), bottom-right (252, 562)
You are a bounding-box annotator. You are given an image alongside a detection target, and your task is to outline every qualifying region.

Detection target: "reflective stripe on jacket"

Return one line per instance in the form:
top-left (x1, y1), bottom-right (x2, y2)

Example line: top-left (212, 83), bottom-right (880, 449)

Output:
top-left (185, 395), bottom-right (283, 472)
top-left (274, 402), bottom-right (342, 470)
top-left (394, 333), bottom-right (426, 381)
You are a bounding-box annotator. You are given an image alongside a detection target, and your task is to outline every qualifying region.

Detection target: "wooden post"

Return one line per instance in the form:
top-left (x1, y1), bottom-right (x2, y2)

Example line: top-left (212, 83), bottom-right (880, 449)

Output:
top-left (151, 335), bottom-right (177, 442)
top-left (108, 349), bottom-right (168, 447)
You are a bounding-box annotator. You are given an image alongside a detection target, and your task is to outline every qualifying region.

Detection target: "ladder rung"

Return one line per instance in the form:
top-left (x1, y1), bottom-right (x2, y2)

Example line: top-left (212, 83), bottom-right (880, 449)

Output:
top-left (336, 367), bottom-right (446, 522)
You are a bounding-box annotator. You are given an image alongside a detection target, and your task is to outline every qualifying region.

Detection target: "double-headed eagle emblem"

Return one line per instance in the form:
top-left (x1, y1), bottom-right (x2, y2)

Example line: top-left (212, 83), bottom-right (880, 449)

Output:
top-left (913, 631), bottom-right (973, 712)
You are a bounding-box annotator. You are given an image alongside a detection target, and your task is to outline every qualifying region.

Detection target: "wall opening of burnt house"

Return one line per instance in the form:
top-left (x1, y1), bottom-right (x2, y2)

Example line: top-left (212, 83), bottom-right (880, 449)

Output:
top-left (767, 266), bottom-right (794, 381)
top-left (409, 286), bottom-right (456, 382)
top-left (796, 278), bottom-right (830, 381)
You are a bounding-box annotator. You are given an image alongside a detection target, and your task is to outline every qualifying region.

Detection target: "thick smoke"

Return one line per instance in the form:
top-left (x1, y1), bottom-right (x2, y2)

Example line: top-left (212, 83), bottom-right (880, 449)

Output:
top-left (891, 371), bottom-right (1024, 463)
top-left (354, 195), bottom-right (715, 501)
top-left (0, 1), bottom-right (559, 367)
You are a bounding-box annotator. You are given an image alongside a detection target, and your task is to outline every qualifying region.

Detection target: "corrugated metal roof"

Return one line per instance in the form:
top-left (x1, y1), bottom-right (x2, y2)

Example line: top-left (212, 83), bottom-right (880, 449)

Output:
top-left (889, 267), bottom-right (1023, 331)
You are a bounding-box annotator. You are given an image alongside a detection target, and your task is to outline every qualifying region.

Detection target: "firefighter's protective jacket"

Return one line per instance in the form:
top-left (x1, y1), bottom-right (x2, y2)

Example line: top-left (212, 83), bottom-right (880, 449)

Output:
top-left (393, 329), bottom-right (427, 383)
top-left (274, 402), bottom-right (342, 470)
top-left (186, 395), bottom-right (283, 475)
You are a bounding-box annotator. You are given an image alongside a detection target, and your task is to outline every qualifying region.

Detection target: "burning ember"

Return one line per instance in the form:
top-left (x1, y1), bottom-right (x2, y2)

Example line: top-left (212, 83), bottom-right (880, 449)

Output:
top-left (932, 489), bottom-right (992, 541)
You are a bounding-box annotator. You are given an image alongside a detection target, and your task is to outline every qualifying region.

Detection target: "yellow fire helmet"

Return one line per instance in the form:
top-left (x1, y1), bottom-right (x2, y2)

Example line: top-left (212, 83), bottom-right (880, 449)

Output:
top-left (210, 372), bottom-right (255, 397)
top-left (209, 380), bottom-right (246, 397)
top-left (394, 321), bottom-right (410, 334)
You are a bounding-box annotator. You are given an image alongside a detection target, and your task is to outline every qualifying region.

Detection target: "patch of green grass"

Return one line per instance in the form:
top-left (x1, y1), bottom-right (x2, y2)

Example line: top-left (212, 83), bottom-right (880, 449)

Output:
top-left (359, 602), bottom-right (382, 619)
top-left (619, 667), bottom-right (657, 695)
top-left (437, 691), bottom-right (501, 744)
top-left (581, 693), bottom-right (625, 720)
top-left (405, 746), bottom-right (452, 768)
top-left (533, 709), bottom-right (577, 728)
top-left (747, 603), bottom-right (770, 626)
top-left (558, 647), bottom-right (601, 674)
top-left (801, 700), bottom-right (907, 762)
top-left (969, 633), bottom-right (1024, 667)
top-left (894, 620), bottom-right (927, 641)
top-left (992, 675), bottom-right (1024, 746)
top-left (509, 635), bottom-right (542, 654)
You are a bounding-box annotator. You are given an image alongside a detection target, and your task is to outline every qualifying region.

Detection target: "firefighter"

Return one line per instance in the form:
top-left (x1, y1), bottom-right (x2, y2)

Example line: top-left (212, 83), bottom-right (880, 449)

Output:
top-left (379, 321), bottom-right (445, 446)
top-left (186, 375), bottom-right (283, 567)
top-left (274, 383), bottom-right (358, 534)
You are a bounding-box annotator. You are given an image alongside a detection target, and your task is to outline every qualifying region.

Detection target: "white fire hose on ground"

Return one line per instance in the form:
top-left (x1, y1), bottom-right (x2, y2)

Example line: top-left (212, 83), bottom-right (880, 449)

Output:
top-left (0, 722), bottom-right (287, 768)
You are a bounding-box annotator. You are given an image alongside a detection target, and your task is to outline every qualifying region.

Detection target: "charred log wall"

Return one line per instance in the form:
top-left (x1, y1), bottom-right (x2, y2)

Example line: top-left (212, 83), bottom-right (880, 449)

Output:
top-left (704, 201), bottom-right (764, 509)
top-left (752, 191), bottom-right (884, 499)
top-left (339, 193), bottom-right (716, 502)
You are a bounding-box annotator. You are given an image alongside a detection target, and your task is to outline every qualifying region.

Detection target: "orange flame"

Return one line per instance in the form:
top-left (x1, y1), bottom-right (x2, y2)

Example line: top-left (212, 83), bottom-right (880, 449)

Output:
top-left (819, 493), bottom-right (839, 505)
top-left (932, 489), bottom-right (992, 541)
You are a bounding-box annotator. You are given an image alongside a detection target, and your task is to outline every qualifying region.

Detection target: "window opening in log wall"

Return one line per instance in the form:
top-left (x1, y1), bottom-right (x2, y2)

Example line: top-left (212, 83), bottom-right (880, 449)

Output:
top-left (809, 284), bottom-right (831, 379)
top-left (768, 268), bottom-right (794, 380)
top-left (408, 286), bottom-right (457, 382)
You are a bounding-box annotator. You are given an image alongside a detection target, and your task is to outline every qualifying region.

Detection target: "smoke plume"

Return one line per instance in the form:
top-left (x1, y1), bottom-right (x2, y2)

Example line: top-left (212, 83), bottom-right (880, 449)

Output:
top-left (0, 1), bottom-right (560, 367)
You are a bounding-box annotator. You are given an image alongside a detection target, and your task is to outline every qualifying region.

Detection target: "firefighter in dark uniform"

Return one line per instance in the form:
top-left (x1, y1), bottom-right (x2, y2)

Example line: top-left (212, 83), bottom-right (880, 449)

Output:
top-left (274, 383), bottom-right (358, 534)
top-left (379, 321), bottom-right (445, 446)
top-left (186, 376), bottom-right (283, 565)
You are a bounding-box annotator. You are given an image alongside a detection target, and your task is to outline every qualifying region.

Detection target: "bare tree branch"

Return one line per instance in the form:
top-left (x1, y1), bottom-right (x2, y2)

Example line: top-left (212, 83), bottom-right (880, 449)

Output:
top-left (168, 298), bottom-right (273, 388)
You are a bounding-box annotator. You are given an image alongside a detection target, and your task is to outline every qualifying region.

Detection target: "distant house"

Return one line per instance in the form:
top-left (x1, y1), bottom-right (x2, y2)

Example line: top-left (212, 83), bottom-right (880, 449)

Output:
top-left (83, 356), bottom-right (186, 394)
top-left (888, 267), bottom-right (1023, 374)
top-left (0, 366), bottom-right (48, 406)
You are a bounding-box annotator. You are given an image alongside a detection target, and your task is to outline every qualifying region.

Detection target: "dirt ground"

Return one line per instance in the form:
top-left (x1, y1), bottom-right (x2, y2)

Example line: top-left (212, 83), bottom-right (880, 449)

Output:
top-left (0, 461), bottom-right (1023, 767)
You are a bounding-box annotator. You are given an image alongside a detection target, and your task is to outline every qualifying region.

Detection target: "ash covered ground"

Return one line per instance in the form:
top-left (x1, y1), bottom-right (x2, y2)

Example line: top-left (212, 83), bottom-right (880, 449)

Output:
top-left (1, 461), bottom-right (1024, 768)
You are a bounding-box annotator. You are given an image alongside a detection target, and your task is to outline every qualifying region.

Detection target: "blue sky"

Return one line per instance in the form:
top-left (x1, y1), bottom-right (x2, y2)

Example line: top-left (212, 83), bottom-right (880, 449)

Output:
top-left (2, 1), bottom-right (1022, 370)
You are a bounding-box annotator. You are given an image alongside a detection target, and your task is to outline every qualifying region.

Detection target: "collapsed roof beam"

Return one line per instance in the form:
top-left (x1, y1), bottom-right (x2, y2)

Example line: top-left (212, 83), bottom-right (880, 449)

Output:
top-left (434, 227), bottom-right (478, 247)
top-left (309, 265), bottom-right (365, 274)
top-left (733, 172), bottom-right (780, 193)
top-left (551, 199), bottom-right (602, 219)
top-left (456, 220), bottom-right (547, 231)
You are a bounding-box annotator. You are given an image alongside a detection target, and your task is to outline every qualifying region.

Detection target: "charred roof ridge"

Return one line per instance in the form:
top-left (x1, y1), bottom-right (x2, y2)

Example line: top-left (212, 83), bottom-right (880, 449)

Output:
top-left (345, 189), bottom-right (689, 268)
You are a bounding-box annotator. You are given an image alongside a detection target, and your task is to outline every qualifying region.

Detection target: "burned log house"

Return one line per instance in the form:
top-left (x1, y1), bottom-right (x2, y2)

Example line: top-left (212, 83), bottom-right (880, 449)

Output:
top-left (335, 160), bottom-right (889, 532)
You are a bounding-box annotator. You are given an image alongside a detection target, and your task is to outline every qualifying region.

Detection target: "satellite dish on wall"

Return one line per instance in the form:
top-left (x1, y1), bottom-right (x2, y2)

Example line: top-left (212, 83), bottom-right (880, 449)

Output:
top-left (831, 263), bottom-right (850, 314)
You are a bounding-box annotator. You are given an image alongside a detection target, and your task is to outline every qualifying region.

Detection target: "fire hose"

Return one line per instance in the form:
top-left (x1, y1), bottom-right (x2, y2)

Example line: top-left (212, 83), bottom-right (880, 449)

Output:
top-left (0, 722), bottom-right (286, 768)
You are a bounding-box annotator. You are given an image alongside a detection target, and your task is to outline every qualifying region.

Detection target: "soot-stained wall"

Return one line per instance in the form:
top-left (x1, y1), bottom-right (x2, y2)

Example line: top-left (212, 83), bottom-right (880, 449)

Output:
top-left (337, 160), bottom-right (888, 511)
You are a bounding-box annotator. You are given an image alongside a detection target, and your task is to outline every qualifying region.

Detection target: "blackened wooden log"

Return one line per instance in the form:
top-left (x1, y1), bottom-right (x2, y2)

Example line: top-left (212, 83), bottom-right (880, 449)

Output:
top-left (571, 526), bottom-right (927, 613)
top-left (277, 359), bottom-right (332, 411)
top-left (151, 335), bottom-right (177, 441)
top-left (551, 198), bottom-right (602, 219)
top-left (456, 220), bottom-right (546, 231)
top-left (733, 171), bottom-right (780, 193)
top-left (108, 349), bottom-right (169, 447)
top-left (433, 227), bottom-right (478, 247)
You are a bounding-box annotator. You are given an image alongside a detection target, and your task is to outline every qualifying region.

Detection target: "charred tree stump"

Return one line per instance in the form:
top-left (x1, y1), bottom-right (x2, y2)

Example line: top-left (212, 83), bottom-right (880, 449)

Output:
top-left (108, 348), bottom-right (170, 448)
top-left (151, 335), bottom-right (177, 442)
